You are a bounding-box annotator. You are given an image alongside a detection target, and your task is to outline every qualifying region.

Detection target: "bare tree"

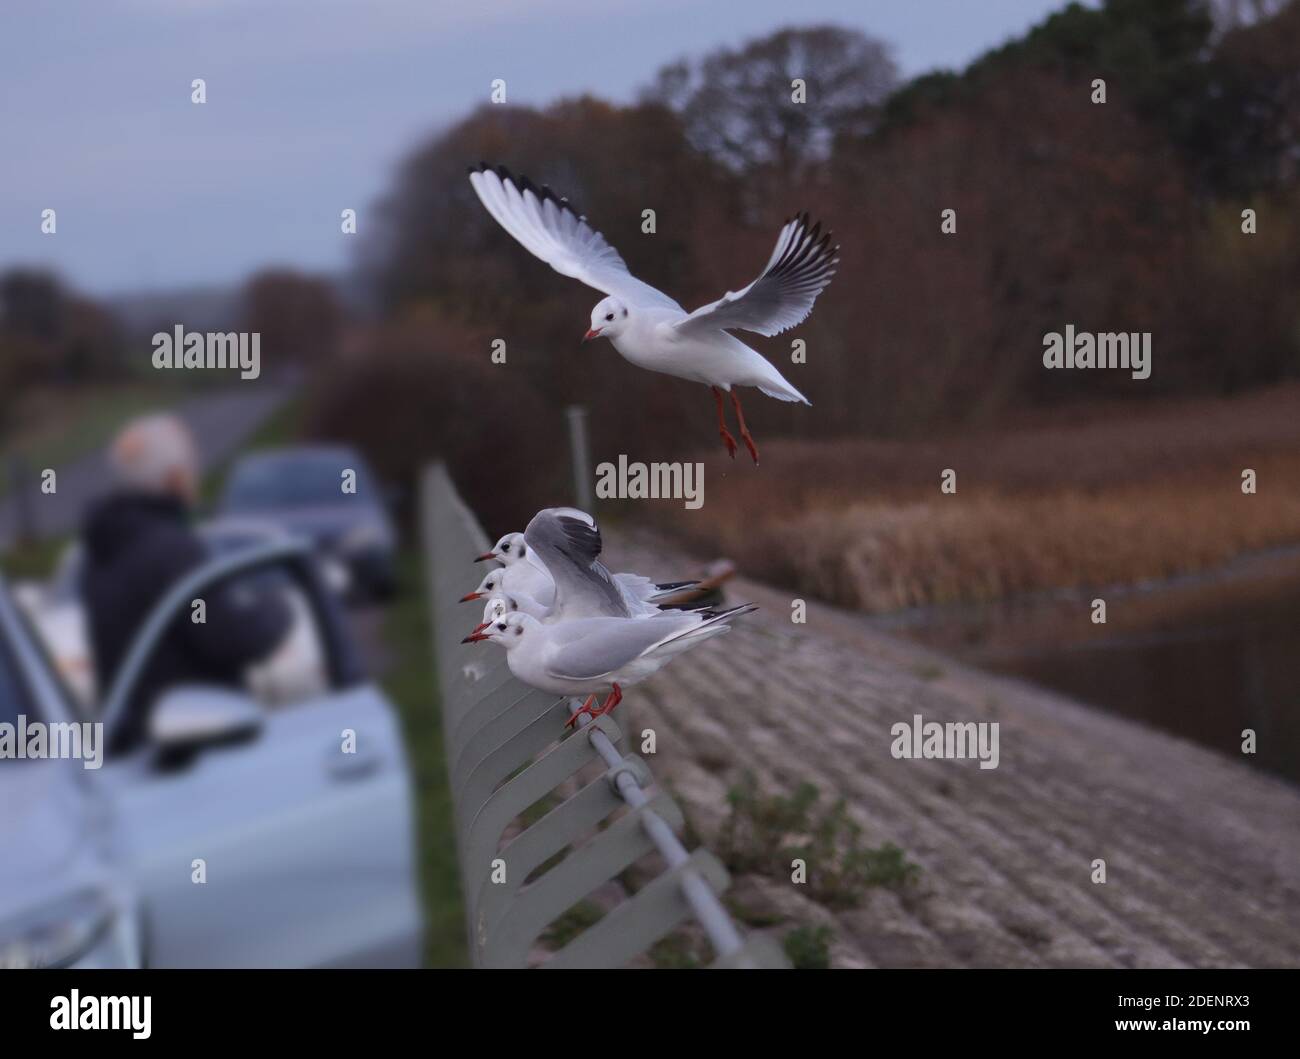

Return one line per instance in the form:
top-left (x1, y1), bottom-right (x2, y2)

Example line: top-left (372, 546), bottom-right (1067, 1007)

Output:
top-left (242, 269), bottom-right (343, 364)
top-left (642, 25), bottom-right (898, 177)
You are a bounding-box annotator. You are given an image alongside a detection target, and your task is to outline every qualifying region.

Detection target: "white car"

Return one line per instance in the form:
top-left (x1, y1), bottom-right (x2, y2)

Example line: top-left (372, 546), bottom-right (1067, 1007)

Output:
top-left (0, 540), bottom-right (423, 968)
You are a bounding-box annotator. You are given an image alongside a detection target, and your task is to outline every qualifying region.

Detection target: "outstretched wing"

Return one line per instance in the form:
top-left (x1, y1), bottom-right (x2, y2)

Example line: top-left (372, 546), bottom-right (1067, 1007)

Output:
top-left (525, 507), bottom-right (628, 618)
top-left (467, 164), bottom-right (681, 311)
top-left (673, 212), bottom-right (838, 337)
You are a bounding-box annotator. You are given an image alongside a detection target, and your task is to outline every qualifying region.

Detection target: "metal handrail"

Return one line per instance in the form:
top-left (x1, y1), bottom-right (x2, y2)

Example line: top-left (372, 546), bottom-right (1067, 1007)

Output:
top-left (420, 462), bottom-right (785, 968)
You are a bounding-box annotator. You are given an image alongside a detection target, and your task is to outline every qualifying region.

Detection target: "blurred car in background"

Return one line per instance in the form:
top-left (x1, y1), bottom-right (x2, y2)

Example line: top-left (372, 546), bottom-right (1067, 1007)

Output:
top-left (0, 541), bottom-right (423, 968)
top-left (217, 446), bottom-right (398, 603)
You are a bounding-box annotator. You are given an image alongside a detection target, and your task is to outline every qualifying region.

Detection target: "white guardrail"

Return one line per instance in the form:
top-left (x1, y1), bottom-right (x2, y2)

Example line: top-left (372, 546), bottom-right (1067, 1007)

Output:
top-left (420, 462), bottom-right (787, 968)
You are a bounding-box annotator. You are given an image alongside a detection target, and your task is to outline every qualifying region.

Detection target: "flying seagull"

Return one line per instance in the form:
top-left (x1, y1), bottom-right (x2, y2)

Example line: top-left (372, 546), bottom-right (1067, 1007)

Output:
top-left (467, 163), bottom-right (839, 464)
top-left (469, 532), bottom-right (555, 605)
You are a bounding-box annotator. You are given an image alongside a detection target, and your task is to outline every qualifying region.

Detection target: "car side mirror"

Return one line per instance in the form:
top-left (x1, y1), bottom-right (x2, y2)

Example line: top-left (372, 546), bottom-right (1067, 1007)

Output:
top-left (149, 685), bottom-right (263, 754)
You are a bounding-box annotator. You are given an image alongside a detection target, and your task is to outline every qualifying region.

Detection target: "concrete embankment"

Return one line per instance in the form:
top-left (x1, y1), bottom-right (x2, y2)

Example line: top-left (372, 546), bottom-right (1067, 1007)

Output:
top-left (604, 532), bottom-right (1300, 968)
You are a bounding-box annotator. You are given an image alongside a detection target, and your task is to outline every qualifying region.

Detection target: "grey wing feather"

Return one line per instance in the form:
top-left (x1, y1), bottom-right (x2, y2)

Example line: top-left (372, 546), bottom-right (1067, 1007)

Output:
top-left (673, 212), bottom-right (838, 337)
top-left (525, 507), bottom-right (628, 618)
top-left (545, 614), bottom-right (696, 680)
top-left (467, 164), bottom-right (682, 311)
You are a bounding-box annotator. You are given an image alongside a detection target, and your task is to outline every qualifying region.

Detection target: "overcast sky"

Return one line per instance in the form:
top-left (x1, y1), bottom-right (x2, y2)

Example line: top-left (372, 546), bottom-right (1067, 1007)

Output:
top-left (0, 0), bottom-right (1077, 295)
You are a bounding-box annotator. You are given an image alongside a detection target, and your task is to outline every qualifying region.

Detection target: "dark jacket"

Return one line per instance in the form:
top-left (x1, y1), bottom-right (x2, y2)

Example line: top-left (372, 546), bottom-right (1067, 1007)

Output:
top-left (80, 491), bottom-right (291, 756)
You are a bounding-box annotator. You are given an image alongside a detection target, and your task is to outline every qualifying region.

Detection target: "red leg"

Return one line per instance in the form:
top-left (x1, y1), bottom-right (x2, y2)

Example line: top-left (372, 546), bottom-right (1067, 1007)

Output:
top-left (564, 694), bottom-right (598, 730)
top-left (590, 683), bottom-right (623, 718)
top-left (729, 390), bottom-right (760, 465)
top-left (712, 387), bottom-right (738, 459)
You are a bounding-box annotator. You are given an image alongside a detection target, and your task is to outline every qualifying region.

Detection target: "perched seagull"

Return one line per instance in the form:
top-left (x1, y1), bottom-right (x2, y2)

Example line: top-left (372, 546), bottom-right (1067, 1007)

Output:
top-left (473, 532), bottom-right (555, 604)
top-left (463, 605), bottom-right (757, 726)
top-left (467, 163), bottom-right (839, 463)
top-left (465, 592), bottom-right (549, 639)
top-left (483, 594), bottom-right (546, 625)
top-left (466, 575), bottom-right (714, 639)
top-left (462, 509), bottom-right (696, 619)
top-left (460, 566), bottom-right (554, 608)
top-left (523, 507), bottom-right (697, 620)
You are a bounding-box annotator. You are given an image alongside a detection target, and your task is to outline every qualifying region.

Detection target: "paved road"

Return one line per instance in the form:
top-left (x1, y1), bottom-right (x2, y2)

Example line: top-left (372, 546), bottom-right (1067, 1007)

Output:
top-left (0, 384), bottom-right (292, 547)
top-left (597, 530), bottom-right (1300, 968)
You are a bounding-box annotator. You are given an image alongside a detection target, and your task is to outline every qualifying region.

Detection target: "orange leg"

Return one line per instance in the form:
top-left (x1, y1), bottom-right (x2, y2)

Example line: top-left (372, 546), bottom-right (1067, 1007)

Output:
top-left (712, 387), bottom-right (738, 459)
top-left (729, 390), bottom-right (760, 465)
top-left (589, 683), bottom-right (623, 718)
top-left (563, 694), bottom-right (599, 730)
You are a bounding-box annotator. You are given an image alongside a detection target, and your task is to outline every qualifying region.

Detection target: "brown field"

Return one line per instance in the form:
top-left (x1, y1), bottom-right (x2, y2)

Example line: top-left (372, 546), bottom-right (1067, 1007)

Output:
top-left (646, 383), bottom-right (1300, 612)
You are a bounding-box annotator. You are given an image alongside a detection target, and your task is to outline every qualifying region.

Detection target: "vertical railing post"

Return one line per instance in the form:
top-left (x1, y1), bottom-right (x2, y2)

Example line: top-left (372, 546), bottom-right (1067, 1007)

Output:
top-left (565, 405), bottom-right (593, 512)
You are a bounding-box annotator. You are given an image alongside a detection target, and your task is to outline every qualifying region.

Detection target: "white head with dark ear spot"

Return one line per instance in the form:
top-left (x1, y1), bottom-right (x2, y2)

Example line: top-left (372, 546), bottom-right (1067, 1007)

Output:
top-left (490, 532), bottom-right (528, 565)
top-left (460, 568), bottom-right (503, 601)
top-left (490, 611), bottom-right (534, 649)
top-left (585, 296), bottom-right (629, 343)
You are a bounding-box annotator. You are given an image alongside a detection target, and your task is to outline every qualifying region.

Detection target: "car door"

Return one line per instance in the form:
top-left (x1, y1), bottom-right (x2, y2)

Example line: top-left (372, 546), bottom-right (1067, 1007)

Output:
top-left (97, 541), bottom-right (422, 967)
top-left (0, 579), bottom-right (141, 969)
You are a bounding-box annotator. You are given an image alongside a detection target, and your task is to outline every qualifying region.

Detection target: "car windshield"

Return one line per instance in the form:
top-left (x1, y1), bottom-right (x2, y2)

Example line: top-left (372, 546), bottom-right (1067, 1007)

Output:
top-left (222, 454), bottom-right (368, 512)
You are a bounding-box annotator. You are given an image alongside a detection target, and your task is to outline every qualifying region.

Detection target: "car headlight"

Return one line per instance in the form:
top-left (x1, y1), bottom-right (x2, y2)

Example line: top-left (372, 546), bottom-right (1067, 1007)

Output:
top-left (0, 890), bottom-right (114, 969)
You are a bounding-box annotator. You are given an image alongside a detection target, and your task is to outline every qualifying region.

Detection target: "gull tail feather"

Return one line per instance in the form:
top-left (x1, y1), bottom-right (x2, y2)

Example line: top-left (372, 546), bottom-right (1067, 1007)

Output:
top-left (648, 580), bottom-right (700, 598)
top-left (661, 602), bottom-right (759, 647)
top-left (759, 379), bottom-right (811, 405)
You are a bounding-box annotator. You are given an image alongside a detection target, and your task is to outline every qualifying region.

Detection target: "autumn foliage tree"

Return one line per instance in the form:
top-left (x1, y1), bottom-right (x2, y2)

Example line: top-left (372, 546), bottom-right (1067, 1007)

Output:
top-left (241, 269), bottom-right (343, 365)
top-left (323, 4), bottom-right (1300, 504)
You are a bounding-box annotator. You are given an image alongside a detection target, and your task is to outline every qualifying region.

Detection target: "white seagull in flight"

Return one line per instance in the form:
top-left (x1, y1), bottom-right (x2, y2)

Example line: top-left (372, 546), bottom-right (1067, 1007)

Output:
top-left (467, 163), bottom-right (839, 464)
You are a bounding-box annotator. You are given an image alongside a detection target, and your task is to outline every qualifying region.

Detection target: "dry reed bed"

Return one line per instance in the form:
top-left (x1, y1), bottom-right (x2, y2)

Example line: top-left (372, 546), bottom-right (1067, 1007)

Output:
top-left (654, 385), bottom-right (1300, 612)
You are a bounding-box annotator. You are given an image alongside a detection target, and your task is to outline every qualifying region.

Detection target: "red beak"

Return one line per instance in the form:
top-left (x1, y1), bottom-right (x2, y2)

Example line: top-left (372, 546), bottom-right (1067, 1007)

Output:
top-left (459, 591), bottom-right (483, 602)
top-left (582, 328), bottom-right (601, 343)
top-left (473, 552), bottom-right (495, 562)
top-left (462, 621), bottom-right (491, 642)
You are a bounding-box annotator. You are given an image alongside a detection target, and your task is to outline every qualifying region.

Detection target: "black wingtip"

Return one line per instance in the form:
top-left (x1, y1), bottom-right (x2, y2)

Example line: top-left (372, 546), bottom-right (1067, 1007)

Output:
top-left (793, 213), bottom-right (838, 251)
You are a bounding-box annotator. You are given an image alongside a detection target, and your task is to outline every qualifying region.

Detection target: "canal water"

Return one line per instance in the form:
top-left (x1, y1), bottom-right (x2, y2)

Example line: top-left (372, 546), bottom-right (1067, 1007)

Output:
top-left (868, 547), bottom-right (1300, 786)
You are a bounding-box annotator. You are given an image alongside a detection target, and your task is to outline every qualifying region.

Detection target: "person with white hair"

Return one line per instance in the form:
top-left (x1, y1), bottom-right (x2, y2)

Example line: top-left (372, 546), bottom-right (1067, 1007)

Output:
top-left (106, 412), bottom-right (201, 501)
top-left (79, 413), bottom-right (291, 755)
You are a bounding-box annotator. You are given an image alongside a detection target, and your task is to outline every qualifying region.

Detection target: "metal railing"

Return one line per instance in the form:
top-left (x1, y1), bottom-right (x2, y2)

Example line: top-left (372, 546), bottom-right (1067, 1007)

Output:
top-left (420, 463), bottom-right (786, 968)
